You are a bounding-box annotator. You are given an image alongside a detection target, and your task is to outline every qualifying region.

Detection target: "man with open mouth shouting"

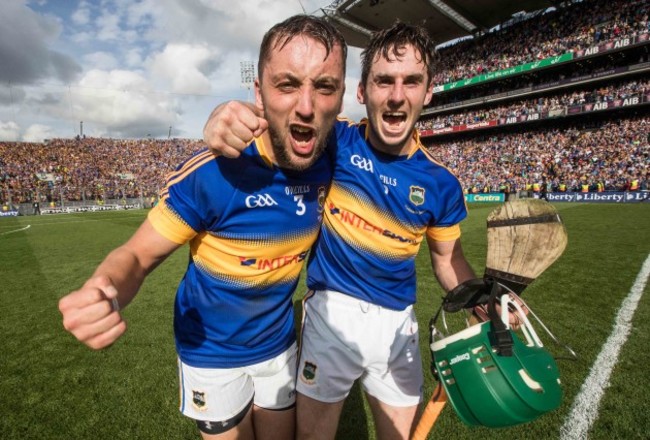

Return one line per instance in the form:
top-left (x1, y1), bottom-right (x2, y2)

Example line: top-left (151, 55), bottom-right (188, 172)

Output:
top-left (59, 15), bottom-right (346, 440)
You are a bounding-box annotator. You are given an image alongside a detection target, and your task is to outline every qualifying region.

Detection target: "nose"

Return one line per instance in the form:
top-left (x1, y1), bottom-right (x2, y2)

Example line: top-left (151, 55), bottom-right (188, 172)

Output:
top-left (388, 83), bottom-right (405, 107)
top-left (295, 87), bottom-right (314, 121)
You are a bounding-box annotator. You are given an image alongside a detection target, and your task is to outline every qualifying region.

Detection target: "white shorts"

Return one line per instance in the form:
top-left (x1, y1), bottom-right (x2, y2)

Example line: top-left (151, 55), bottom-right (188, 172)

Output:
top-left (297, 290), bottom-right (422, 407)
top-left (178, 343), bottom-right (297, 422)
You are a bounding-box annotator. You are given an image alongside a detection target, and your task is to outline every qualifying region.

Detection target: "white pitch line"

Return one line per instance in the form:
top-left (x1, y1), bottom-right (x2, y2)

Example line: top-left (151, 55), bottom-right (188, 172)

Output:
top-left (560, 253), bottom-right (650, 440)
top-left (1, 214), bottom-right (145, 228)
top-left (0, 224), bottom-right (31, 236)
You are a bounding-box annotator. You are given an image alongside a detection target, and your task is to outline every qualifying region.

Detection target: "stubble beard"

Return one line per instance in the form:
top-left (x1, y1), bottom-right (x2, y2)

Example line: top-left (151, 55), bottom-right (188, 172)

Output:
top-left (268, 124), bottom-right (327, 171)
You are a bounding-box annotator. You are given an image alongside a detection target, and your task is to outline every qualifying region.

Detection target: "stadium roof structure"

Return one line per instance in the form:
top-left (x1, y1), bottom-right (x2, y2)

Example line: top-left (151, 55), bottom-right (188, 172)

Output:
top-left (320, 0), bottom-right (557, 48)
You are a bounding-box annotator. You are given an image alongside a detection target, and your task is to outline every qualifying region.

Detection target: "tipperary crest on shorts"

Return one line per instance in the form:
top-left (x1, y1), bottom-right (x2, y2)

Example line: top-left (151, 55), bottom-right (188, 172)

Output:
top-left (300, 361), bottom-right (317, 385)
top-left (409, 186), bottom-right (425, 206)
top-left (192, 390), bottom-right (208, 411)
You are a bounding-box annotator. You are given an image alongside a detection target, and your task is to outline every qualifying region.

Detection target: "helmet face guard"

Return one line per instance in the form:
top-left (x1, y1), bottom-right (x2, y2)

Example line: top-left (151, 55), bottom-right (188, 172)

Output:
top-left (431, 288), bottom-right (562, 428)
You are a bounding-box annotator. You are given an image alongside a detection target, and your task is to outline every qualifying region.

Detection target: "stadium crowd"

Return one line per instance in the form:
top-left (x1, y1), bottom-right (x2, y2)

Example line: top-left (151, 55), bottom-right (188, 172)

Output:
top-left (0, 137), bottom-right (203, 205)
top-left (1, 115), bottom-right (647, 208)
top-left (417, 77), bottom-right (649, 131)
top-left (2, 0), bottom-right (649, 208)
top-left (433, 0), bottom-right (649, 86)
top-left (426, 115), bottom-right (649, 195)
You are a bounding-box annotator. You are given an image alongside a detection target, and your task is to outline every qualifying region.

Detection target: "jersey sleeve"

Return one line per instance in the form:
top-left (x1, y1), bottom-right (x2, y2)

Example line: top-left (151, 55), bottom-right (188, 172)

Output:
top-left (426, 171), bottom-right (467, 242)
top-left (148, 150), bottom-right (217, 244)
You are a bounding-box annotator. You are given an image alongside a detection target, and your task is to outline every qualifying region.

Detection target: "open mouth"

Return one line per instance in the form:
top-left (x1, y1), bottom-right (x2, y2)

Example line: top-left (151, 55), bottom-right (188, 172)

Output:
top-left (382, 112), bottom-right (407, 127)
top-left (290, 124), bottom-right (315, 155)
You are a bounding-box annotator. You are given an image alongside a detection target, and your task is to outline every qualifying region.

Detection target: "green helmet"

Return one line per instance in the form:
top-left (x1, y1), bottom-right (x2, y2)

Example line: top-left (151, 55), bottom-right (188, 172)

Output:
top-left (431, 293), bottom-right (562, 428)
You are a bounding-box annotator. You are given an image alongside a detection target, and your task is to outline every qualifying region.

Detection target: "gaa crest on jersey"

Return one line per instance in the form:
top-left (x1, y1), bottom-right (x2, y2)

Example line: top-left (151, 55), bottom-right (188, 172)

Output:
top-left (409, 186), bottom-right (425, 206)
top-left (300, 361), bottom-right (317, 385)
top-left (192, 390), bottom-right (208, 411)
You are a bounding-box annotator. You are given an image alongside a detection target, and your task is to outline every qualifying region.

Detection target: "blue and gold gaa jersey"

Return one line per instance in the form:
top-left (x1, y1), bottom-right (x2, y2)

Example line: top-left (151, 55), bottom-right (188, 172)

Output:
top-left (307, 118), bottom-right (467, 311)
top-left (149, 139), bottom-right (330, 368)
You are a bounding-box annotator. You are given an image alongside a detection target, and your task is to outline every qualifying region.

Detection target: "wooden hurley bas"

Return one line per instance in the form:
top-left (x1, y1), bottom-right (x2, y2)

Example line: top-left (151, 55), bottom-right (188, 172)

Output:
top-left (485, 199), bottom-right (568, 294)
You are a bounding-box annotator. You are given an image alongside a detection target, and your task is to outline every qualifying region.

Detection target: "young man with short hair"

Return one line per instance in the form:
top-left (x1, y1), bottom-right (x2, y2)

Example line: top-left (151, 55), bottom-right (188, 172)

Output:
top-left (58, 15), bottom-right (347, 440)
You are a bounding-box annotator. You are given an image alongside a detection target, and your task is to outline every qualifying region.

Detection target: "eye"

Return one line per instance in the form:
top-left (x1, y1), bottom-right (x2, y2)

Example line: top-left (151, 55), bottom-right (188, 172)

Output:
top-left (278, 82), bottom-right (297, 92)
top-left (316, 83), bottom-right (337, 95)
top-left (404, 76), bottom-right (425, 87)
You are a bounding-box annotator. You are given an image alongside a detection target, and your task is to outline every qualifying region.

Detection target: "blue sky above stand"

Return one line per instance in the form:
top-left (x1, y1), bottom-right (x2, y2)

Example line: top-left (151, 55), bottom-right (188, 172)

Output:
top-left (0, 0), bottom-right (365, 141)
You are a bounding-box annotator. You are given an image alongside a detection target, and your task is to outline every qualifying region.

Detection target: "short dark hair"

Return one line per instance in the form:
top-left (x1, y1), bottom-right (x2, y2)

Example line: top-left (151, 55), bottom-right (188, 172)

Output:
top-left (360, 21), bottom-right (436, 87)
top-left (258, 15), bottom-right (348, 81)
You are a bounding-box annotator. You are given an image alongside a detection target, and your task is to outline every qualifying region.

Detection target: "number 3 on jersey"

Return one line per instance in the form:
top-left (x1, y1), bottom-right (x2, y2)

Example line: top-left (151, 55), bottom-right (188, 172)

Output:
top-left (294, 195), bottom-right (306, 216)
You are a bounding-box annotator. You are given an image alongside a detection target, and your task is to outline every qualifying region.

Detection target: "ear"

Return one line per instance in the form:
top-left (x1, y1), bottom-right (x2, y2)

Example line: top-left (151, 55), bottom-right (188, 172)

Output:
top-left (423, 81), bottom-right (434, 106)
top-left (254, 78), bottom-right (263, 112)
top-left (356, 81), bottom-right (366, 105)
top-left (338, 83), bottom-right (346, 114)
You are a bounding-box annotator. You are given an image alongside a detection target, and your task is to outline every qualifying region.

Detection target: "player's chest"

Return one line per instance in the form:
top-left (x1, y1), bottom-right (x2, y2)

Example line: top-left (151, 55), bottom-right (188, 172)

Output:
top-left (334, 149), bottom-right (433, 221)
top-left (221, 175), bottom-right (329, 229)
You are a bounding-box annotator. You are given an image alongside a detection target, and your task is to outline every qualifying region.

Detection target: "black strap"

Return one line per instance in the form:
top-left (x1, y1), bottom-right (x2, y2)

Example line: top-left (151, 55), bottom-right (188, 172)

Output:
top-left (487, 213), bottom-right (562, 228)
top-left (443, 278), bottom-right (491, 313)
top-left (484, 268), bottom-right (532, 294)
top-left (485, 278), bottom-right (514, 356)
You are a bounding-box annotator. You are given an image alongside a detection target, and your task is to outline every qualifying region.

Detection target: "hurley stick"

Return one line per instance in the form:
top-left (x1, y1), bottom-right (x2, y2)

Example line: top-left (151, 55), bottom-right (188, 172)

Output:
top-left (413, 199), bottom-right (568, 438)
top-left (485, 199), bottom-right (567, 294)
top-left (411, 383), bottom-right (447, 440)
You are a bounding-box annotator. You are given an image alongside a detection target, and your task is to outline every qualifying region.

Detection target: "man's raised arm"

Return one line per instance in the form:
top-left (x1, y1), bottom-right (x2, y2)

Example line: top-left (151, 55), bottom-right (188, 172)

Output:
top-left (58, 219), bottom-right (181, 350)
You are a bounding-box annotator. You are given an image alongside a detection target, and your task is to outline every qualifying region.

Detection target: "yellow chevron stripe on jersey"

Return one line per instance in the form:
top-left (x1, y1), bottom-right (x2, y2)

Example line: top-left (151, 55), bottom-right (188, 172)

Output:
top-left (165, 150), bottom-right (215, 188)
top-left (255, 135), bottom-right (274, 169)
top-left (426, 224), bottom-right (461, 242)
top-left (406, 129), bottom-right (423, 159)
top-left (336, 115), bottom-right (357, 127)
top-left (164, 150), bottom-right (212, 184)
top-left (324, 182), bottom-right (425, 259)
top-left (417, 143), bottom-right (470, 215)
top-left (190, 228), bottom-right (317, 288)
top-left (418, 143), bottom-right (460, 173)
top-left (148, 199), bottom-right (197, 244)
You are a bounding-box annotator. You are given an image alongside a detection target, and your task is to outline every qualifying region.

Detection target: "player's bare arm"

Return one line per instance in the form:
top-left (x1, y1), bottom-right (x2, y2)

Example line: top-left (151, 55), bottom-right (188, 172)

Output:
top-left (427, 237), bottom-right (476, 292)
top-left (428, 235), bottom-right (527, 327)
top-left (58, 219), bottom-right (181, 350)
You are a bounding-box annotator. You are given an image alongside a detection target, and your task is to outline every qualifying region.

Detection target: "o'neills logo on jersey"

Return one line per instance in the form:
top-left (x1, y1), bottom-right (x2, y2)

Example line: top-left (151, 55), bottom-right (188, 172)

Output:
top-left (409, 186), bottom-right (425, 206)
top-left (285, 185), bottom-right (310, 195)
top-left (240, 251), bottom-right (309, 270)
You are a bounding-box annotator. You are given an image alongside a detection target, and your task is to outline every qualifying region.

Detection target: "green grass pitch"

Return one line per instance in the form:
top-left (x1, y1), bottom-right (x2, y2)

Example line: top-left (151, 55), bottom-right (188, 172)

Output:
top-left (1, 203), bottom-right (648, 439)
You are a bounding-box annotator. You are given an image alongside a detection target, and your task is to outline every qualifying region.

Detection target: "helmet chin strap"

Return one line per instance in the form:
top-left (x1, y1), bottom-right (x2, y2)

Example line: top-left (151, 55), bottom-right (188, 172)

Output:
top-left (431, 277), bottom-right (578, 362)
top-left (484, 278), bottom-right (514, 356)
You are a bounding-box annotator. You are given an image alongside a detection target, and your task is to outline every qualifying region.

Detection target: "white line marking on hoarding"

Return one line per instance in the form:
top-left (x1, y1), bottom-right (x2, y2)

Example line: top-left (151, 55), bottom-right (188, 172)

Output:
top-left (560, 253), bottom-right (650, 440)
top-left (0, 224), bottom-right (31, 236)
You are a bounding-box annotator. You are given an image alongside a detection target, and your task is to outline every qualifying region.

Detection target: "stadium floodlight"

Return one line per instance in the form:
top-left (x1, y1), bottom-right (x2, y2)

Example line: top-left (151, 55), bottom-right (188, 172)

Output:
top-left (425, 0), bottom-right (476, 33)
top-left (240, 61), bottom-right (256, 102)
